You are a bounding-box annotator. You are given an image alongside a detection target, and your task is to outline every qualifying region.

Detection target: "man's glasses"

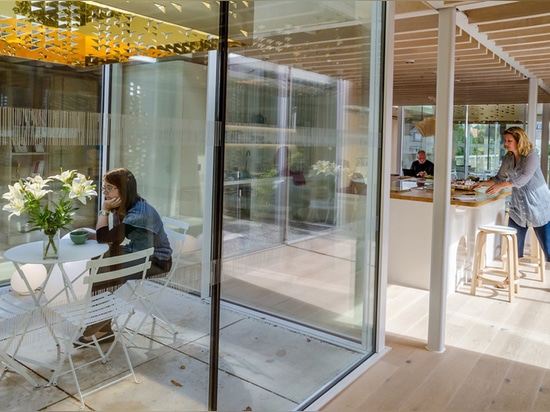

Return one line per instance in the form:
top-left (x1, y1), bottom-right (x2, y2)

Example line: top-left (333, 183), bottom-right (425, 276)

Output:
top-left (102, 185), bottom-right (117, 192)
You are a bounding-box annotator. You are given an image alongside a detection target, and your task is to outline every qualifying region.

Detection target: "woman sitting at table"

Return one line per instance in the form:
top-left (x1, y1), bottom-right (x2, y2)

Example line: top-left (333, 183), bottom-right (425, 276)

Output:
top-left (78, 167), bottom-right (172, 345)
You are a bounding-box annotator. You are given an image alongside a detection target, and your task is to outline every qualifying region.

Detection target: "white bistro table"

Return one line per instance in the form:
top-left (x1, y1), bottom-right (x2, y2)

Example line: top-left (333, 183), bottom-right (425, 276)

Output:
top-left (2, 239), bottom-right (109, 374)
top-left (4, 239), bottom-right (109, 305)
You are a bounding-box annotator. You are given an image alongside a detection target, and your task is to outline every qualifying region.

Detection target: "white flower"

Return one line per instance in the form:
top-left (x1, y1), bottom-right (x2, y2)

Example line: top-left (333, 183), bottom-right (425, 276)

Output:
top-left (2, 197), bottom-right (26, 216)
top-left (23, 176), bottom-right (51, 201)
top-left (1, 169), bottom-right (97, 233)
top-left (2, 182), bottom-right (24, 202)
top-left (311, 160), bottom-right (341, 175)
top-left (66, 174), bottom-right (98, 204)
top-left (2, 183), bottom-right (26, 216)
top-left (26, 174), bottom-right (51, 186)
top-left (51, 169), bottom-right (76, 184)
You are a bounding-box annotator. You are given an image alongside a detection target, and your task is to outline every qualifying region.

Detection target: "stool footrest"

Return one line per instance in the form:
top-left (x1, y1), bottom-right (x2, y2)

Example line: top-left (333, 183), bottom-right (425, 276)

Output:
top-left (478, 269), bottom-right (511, 278)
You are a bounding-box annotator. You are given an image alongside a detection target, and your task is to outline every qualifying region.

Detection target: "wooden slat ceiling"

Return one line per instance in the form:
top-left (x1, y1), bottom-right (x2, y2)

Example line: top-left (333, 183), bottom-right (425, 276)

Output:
top-left (394, 0), bottom-right (550, 106)
top-left (225, 0), bottom-right (550, 106)
top-left (96, 1), bottom-right (550, 107)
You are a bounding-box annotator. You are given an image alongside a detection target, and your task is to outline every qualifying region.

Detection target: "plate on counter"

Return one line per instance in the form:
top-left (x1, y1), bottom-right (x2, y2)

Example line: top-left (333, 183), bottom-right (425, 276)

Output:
top-left (453, 184), bottom-right (476, 191)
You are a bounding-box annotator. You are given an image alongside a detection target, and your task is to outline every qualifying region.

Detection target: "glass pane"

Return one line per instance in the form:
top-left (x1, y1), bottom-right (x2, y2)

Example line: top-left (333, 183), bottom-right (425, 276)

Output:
top-left (401, 106), bottom-right (436, 172)
top-left (451, 104), bottom-right (526, 180)
top-left (0, 60), bottom-right (102, 285)
top-left (220, 1), bottom-right (383, 405)
top-left (400, 104), bottom-right (528, 181)
top-left (109, 59), bottom-right (209, 300)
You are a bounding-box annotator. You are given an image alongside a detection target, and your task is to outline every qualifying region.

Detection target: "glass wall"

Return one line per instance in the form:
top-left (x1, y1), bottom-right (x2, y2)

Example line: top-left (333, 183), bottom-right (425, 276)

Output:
top-left (0, 1), bottom-right (384, 409)
top-left (453, 104), bottom-right (526, 180)
top-left (221, 2), bottom-right (381, 343)
top-left (0, 61), bottom-right (101, 283)
top-left (400, 105), bottom-right (435, 172)
top-left (452, 122), bottom-right (506, 180)
top-left (401, 104), bottom-right (528, 180)
top-left (106, 1), bottom-right (384, 407)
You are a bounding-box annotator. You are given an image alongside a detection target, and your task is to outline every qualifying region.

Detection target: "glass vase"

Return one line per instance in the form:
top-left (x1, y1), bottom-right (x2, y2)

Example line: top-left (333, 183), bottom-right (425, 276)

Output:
top-left (42, 229), bottom-right (60, 259)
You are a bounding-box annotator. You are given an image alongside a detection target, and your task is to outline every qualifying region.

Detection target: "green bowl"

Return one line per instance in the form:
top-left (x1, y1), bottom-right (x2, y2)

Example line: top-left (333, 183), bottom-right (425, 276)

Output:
top-left (70, 230), bottom-right (89, 245)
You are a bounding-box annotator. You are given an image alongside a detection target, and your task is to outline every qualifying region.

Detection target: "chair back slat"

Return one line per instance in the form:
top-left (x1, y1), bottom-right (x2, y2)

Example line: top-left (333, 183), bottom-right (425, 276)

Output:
top-left (164, 227), bottom-right (186, 269)
top-left (162, 217), bottom-right (190, 273)
top-left (83, 247), bottom-right (154, 286)
top-left (162, 216), bottom-right (189, 234)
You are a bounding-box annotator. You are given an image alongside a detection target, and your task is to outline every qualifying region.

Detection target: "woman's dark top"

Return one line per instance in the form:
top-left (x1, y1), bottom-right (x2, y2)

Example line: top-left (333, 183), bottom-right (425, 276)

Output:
top-left (95, 198), bottom-right (172, 290)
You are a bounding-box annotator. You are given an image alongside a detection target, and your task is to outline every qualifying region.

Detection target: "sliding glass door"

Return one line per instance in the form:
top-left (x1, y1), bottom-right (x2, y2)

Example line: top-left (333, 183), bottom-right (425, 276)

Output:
top-left (219, 4), bottom-right (384, 406)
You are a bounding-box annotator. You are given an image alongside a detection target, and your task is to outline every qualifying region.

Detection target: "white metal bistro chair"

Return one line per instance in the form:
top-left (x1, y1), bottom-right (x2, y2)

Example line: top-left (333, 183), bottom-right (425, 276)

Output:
top-left (116, 217), bottom-right (188, 346)
top-left (0, 291), bottom-right (41, 387)
top-left (45, 247), bottom-right (153, 409)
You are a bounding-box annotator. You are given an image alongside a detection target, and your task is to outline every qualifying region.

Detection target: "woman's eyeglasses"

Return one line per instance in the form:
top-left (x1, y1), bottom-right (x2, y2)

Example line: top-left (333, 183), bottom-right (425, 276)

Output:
top-left (102, 185), bottom-right (117, 192)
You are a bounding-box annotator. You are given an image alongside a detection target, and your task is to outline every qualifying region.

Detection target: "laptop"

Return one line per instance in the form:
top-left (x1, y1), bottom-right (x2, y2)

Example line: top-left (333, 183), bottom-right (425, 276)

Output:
top-left (402, 168), bottom-right (415, 177)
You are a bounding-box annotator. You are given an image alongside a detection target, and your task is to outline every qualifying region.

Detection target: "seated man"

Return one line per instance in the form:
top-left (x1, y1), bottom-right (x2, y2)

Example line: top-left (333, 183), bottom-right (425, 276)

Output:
top-left (410, 150), bottom-right (434, 177)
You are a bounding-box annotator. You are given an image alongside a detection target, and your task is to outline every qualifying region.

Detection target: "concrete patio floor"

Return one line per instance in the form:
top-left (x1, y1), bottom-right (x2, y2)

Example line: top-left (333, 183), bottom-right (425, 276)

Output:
top-left (0, 285), bottom-right (361, 411)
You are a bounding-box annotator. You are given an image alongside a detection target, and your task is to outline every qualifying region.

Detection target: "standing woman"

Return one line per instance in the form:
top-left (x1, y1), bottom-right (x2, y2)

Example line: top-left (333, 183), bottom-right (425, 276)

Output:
top-left (79, 167), bottom-right (172, 344)
top-left (472, 126), bottom-right (550, 262)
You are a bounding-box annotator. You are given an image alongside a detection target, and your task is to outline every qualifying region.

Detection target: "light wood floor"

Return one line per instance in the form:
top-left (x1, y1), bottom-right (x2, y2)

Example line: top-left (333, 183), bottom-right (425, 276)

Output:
top-left (321, 262), bottom-right (550, 411)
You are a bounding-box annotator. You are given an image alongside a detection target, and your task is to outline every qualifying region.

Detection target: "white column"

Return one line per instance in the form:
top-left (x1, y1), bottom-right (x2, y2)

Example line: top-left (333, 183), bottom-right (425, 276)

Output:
top-left (527, 77), bottom-right (538, 142)
top-left (542, 103), bottom-right (550, 182)
top-left (377, 0), bottom-right (395, 354)
top-left (427, 7), bottom-right (456, 353)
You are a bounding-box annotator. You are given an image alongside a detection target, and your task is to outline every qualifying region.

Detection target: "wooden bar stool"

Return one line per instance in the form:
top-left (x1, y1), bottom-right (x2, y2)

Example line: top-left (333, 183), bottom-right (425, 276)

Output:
top-left (470, 224), bottom-right (519, 302)
top-left (521, 227), bottom-right (546, 282)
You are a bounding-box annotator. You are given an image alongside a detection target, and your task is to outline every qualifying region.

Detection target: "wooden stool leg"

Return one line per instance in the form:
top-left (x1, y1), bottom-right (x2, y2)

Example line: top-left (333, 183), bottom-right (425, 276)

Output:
top-left (478, 232), bottom-right (488, 286)
top-left (501, 231), bottom-right (508, 262)
top-left (504, 234), bottom-right (516, 303)
top-left (471, 231), bottom-right (487, 295)
top-left (512, 232), bottom-right (520, 292)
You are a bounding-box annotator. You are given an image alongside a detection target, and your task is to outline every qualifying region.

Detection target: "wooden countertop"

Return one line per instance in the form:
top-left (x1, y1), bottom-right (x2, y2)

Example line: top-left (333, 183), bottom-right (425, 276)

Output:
top-left (390, 178), bottom-right (511, 207)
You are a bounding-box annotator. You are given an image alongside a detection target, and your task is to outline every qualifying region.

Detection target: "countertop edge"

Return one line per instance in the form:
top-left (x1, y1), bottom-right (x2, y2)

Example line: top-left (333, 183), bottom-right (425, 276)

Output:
top-left (390, 190), bottom-right (510, 207)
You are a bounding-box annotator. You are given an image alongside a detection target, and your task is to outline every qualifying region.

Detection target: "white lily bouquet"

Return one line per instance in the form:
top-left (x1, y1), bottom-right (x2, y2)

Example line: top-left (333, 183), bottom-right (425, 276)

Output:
top-left (310, 160), bottom-right (341, 176)
top-left (2, 170), bottom-right (98, 258)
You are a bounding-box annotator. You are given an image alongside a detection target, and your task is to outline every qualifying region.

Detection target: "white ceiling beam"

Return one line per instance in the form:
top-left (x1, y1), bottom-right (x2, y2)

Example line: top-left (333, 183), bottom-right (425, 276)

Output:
top-left (455, 10), bottom-right (550, 95)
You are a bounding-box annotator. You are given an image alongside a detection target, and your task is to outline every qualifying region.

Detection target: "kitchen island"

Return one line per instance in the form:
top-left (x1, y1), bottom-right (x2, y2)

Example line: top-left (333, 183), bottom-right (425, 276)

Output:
top-left (389, 177), bottom-right (510, 294)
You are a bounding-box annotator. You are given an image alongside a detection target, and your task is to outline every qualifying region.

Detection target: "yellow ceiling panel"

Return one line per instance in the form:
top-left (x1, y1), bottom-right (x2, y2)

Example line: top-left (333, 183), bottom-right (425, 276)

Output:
top-left (0, 1), bottom-right (239, 66)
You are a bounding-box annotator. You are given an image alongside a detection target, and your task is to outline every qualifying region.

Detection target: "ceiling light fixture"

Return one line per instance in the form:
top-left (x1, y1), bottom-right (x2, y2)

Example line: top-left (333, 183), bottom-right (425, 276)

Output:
top-left (129, 55), bottom-right (157, 63)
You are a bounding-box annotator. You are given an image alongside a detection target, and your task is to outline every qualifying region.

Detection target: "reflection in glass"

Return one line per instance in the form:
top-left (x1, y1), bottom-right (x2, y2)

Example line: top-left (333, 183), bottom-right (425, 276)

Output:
top-left (222, 1), bottom-right (380, 353)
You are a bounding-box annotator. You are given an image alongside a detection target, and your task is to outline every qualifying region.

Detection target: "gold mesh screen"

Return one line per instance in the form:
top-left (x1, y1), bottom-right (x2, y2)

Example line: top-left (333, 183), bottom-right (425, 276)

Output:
top-left (0, 1), bottom-right (245, 66)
